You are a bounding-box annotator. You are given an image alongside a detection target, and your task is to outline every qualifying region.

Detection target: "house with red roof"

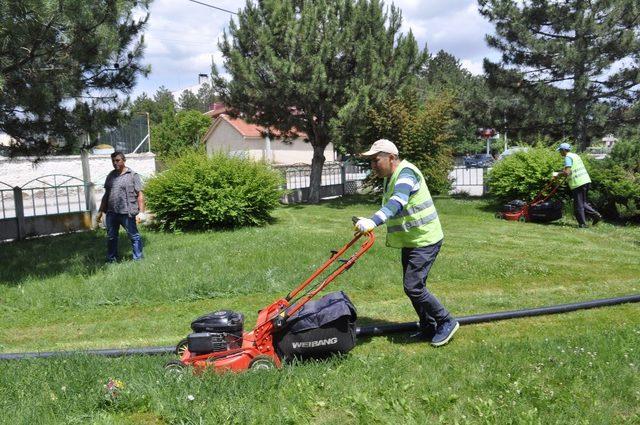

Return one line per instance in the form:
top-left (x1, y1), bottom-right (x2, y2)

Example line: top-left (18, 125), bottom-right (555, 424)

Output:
top-left (201, 104), bottom-right (336, 165)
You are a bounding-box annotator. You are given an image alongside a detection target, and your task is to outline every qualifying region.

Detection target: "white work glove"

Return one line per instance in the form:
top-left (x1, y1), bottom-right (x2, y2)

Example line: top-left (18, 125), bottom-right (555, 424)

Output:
top-left (355, 217), bottom-right (376, 233)
top-left (136, 211), bottom-right (148, 224)
top-left (552, 171), bottom-right (560, 178)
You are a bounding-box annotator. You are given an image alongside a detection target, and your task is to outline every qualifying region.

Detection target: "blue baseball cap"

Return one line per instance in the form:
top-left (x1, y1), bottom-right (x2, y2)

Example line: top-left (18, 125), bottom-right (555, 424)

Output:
top-left (556, 142), bottom-right (571, 151)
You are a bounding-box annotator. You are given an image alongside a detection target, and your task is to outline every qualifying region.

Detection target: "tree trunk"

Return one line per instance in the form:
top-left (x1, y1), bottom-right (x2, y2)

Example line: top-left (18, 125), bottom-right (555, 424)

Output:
top-left (308, 143), bottom-right (327, 204)
top-left (572, 99), bottom-right (589, 151)
top-left (572, 3), bottom-right (590, 152)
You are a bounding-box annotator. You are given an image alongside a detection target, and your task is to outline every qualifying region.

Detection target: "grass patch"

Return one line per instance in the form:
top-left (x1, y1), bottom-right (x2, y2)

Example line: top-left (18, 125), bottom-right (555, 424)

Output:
top-left (1, 197), bottom-right (639, 423)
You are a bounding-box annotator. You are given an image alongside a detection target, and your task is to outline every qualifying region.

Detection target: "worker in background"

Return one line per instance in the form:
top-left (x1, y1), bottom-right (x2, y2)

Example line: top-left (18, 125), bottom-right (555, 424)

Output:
top-left (554, 142), bottom-right (602, 228)
top-left (97, 152), bottom-right (146, 262)
top-left (355, 139), bottom-right (459, 347)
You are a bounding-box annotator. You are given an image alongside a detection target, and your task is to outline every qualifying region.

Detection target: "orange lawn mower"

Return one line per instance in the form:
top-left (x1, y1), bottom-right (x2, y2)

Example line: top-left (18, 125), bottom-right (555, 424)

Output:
top-left (164, 226), bottom-right (375, 374)
top-left (495, 174), bottom-right (566, 223)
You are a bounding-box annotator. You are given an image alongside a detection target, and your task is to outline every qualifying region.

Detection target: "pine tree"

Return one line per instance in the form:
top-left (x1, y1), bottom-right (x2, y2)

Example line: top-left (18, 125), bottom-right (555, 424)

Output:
top-left (178, 90), bottom-right (201, 111)
top-left (213, 0), bottom-right (426, 203)
top-left (129, 87), bottom-right (176, 126)
top-left (479, 0), bottom-right (640, 150)
top-left (151, 86), bottom-right (176, 124)
top-left (0, 0), bottom-right (151, 156)
top-left (196, 82), bottom-right (217, 112)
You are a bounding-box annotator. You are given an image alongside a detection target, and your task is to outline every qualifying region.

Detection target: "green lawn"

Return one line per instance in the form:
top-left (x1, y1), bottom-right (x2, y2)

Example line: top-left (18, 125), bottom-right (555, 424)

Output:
top-left (1, 197), bottom-right (639, 424)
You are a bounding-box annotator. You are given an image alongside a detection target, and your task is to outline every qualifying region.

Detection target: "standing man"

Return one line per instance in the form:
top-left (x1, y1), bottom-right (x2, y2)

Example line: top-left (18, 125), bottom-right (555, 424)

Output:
top-left (355, 139), bottom-right (459, 347)
top-left (97, 152), bottom-right (145, 262)
top-left (556, 143), bottom-right (601, 228)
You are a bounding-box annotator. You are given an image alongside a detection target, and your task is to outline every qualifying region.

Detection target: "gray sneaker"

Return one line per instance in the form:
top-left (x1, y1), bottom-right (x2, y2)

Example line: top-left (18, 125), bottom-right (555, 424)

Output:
top-left (430, 319), bottom-right (459, 347)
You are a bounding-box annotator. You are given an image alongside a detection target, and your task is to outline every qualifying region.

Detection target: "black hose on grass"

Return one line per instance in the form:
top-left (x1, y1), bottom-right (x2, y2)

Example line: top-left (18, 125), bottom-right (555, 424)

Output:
top-left (1, 294), bottom-right (639, 361)
top-left (0, 346), bottom-right (175, 361)
top-left (355, 293), bottom-right (640, 337)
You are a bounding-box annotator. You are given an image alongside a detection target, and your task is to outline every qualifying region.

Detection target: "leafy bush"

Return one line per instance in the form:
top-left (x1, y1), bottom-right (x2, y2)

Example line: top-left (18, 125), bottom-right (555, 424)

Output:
top-left (145, 152), bottom-right (284, 231)
top-left (587, 157), bottom-right (640, 219)
top-left (487, 147), bottom-right (562, 201)
top-left (608, 139), bottom-right (640, 173)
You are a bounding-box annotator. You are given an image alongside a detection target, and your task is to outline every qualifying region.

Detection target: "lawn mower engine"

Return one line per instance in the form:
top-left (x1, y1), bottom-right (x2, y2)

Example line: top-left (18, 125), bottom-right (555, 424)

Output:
top-left (501, 199), bottom-right (526, 213)
top-left (186, 310), bottom-right (244, 354)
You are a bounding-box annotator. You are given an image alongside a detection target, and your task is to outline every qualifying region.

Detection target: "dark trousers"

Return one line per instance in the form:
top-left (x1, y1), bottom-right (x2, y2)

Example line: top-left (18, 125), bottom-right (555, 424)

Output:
top-left (105, 212), bottom-right (143, 261)
top-left (571, 183), bottom-right (599, 226)
top-left (401, 240), bottom-right (450, 331)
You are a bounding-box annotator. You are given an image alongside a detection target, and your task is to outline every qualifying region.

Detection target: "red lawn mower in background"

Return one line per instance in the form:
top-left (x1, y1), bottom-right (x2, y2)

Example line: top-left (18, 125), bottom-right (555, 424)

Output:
top-left (495, 174), bottom-right (566, 223)
top-left (164, 227), bottom-right (375, 374)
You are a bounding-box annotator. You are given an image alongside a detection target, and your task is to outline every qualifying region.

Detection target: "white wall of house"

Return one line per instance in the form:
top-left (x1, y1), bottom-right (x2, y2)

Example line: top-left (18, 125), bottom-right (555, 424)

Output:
top-left (204, 119), bottom-right (336, 165)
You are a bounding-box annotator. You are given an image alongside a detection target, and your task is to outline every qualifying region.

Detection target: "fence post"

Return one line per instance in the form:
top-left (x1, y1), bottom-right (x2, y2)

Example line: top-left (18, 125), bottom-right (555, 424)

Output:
top-left (482, 167), bottom-right (489, 196)
top-left (81, 150), bottom-right (97, 226)
top-left (341, 162), bottom-right (347, 196)
top-left (13, 186), bottom-right (25, 240)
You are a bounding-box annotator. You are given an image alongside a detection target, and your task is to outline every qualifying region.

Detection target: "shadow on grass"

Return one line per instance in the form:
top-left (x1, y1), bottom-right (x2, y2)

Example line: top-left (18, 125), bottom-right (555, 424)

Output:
top-left (0, 230), bottom-right (150, 286)
top-left (278, 194), bottom-right (378, 211)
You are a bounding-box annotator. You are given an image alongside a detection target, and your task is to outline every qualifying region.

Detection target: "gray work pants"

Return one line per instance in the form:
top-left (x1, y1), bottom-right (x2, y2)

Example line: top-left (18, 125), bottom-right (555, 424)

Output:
top-left (572, 183), bottom-right (599, 226)
top-left (401, 240), bottom-right (450, 332)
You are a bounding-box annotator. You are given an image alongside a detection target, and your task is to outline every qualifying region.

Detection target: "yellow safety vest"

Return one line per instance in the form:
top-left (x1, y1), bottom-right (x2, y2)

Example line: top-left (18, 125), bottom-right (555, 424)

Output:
top-left (382, 160), bottom-right (444, 248)
top-left (566, 152), bottom-right (591, 190)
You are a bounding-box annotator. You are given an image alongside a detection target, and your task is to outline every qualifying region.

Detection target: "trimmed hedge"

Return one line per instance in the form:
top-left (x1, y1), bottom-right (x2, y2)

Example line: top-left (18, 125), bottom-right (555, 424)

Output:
top-left (487, 148), bottom-right (562, 201)
top-left (145, 152), bottom-right (284, 231)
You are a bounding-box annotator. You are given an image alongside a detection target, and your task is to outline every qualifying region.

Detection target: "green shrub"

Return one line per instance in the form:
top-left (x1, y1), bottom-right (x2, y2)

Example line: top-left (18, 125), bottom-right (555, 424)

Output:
top-left (145, 152), bottom-right (284, 231)
top-left (487, 147), bottom-right (563, 201)
top-left (587, 157), bottom-right (640, 219)
top-left (608, 139), bottom-right (640, 173)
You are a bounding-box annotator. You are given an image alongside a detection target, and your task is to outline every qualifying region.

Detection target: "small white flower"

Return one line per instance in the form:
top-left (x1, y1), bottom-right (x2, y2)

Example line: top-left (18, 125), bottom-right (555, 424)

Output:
top-left (187, 395), bottom-right (195, 401)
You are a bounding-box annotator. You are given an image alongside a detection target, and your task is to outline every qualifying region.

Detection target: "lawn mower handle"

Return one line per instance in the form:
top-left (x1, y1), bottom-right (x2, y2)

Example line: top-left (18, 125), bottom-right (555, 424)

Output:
top-left (279, 229), bottom-right (375, 320)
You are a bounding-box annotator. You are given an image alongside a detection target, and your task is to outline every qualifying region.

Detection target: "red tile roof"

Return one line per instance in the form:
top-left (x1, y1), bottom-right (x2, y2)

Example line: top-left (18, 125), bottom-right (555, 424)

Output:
top-left (215, 114), bottom-right (307, 139)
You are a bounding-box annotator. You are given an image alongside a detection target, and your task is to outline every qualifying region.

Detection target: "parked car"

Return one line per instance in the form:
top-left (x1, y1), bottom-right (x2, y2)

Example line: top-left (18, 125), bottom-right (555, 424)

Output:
top-left (497, 146), bottom-right (529, 161)
top-left (464, 153), bottom-right (494, 168)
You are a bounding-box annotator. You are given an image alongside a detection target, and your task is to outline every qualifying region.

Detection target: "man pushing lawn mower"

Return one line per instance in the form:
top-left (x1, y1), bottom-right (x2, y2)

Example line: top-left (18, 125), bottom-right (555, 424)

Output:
top-left (554, 143), bottom-right (602, 228)
top-left (355, 139), bottom-right (459, 347)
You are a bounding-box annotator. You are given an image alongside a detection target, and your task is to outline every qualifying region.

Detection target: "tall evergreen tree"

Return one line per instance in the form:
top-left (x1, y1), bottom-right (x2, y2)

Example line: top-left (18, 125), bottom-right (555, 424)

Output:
top-left (129, 87), bottom-right (176, 126)
top-left (0, 0), bottom-right (151, 156)
top-left (213, 0), bottom-right (426, 203)
top-left (178, 90), bottom-right (201, 111)
top-left (196, 82), bottom-right (217, 112)
top-left (479, 0), bottom-right (640, 150)
top-left (151, 86), bottom-right (176, 124)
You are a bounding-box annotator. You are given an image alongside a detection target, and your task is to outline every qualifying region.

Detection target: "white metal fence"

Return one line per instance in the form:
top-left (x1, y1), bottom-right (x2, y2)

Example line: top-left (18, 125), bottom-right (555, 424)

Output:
top-left (275, 162), bottom-right (489, 202)
top-left (0, 174), bottom-right (95, 241)
top-left (274, 161), bottom-right (369, 203)
top-left (448, 166), bottom-right (489, 196)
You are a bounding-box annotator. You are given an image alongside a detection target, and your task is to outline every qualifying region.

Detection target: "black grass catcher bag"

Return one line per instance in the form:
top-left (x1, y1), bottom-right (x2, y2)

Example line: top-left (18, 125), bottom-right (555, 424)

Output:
top-left (274, 291), bottom-right (357, 361)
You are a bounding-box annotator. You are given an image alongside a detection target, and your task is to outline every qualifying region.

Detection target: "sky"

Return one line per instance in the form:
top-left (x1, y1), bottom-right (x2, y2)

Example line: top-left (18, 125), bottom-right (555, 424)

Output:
top-left (132, 0), bottom-right (500, 99)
